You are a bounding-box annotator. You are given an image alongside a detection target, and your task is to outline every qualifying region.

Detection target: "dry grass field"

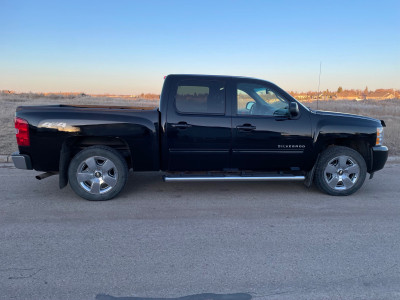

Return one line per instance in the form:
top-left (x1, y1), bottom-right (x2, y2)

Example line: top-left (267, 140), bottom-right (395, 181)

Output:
top-left (0, 93), bottom-right (398, 155)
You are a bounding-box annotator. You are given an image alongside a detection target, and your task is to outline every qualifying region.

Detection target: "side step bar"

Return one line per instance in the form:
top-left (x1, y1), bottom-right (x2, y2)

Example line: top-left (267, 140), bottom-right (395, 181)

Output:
top-left (163, 174), bottom-right (305, 182)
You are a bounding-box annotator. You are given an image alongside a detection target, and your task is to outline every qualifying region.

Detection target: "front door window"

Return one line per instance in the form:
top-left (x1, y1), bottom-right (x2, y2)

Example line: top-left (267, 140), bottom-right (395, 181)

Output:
top-left (237, 83), bottom-right (289, 117)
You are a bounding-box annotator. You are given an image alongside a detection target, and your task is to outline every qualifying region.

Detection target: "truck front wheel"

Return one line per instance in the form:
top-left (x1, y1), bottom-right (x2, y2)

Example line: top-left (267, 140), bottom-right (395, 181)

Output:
top-left (314, 146), bottom-right (367, 196)
top-left (68, 146), bottom-right (128, 201)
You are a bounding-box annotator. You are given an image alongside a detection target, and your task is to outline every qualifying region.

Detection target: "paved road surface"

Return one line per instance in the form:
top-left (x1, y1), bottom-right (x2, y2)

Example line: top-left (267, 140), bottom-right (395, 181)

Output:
top-left (0, 163), bottom-right (399, 300)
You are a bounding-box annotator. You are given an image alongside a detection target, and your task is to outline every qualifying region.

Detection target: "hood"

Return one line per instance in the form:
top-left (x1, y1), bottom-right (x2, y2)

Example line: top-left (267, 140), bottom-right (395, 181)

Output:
top-left (313, 110), bottom-right (382, 124)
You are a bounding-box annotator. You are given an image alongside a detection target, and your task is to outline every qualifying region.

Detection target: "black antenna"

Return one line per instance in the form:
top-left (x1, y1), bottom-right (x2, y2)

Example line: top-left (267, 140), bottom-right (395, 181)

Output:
top-left (317, 61), bottom-right (322, 110)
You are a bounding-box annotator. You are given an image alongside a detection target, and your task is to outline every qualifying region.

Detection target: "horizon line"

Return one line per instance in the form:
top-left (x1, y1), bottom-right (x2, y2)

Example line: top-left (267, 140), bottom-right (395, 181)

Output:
top-left (1, 88), bottom-right (400, 96)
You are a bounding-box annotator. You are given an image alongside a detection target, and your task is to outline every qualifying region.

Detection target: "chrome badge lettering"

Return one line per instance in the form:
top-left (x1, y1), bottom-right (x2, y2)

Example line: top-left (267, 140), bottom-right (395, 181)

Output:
top-left (278, 145), bottom-right (306, 148)
top-left (41, 121), bottom-right (67, 128)
top-left (39, 121), bottom-right (79, 132)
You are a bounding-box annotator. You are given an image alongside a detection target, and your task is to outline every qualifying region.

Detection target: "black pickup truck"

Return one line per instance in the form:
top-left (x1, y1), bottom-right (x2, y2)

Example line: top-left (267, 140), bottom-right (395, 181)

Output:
top-left (12, 74), bottom-right (388, 200)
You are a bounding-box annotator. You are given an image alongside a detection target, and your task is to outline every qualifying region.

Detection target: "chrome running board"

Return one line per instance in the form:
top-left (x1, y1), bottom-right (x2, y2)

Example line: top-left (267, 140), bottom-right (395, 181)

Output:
top-left (163, 174), bottom-right (305, 182)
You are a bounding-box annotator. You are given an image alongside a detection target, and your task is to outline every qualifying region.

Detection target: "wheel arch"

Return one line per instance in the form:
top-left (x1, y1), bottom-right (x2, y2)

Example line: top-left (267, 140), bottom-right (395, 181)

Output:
top-left (315, 137), bottom-right (370, 171)
top-left (59, 136), bottom-right (132, 189)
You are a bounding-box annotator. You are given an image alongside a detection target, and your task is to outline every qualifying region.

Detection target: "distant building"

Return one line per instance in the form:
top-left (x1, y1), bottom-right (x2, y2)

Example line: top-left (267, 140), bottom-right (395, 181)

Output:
top-left (366, 91), bottom-right (395, 100)
top-left (294, 93), bottom-right (309, 100)
top-left (336, 91), bottom-right (363, 100)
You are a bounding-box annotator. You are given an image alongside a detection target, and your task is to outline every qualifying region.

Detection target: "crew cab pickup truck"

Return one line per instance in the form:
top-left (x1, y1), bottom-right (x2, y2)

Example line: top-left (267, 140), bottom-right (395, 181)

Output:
top-left (12, 74), bottom-right (388, 200)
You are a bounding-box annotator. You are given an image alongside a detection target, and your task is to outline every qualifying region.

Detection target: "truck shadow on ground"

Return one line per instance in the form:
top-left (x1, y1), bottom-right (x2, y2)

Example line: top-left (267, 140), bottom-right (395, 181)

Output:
top-left (96, 293), bottom-right (252, 300)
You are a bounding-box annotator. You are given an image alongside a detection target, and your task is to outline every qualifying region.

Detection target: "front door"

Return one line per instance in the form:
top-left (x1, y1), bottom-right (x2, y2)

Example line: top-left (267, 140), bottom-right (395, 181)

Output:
top-left (231, 79), bottom-right (313, 171)
top-left (166, 78), bottom-right (231, 171)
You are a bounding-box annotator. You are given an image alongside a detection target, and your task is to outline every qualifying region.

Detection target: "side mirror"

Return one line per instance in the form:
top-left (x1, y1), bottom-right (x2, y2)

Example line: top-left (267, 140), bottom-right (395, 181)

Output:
top-left (289, 102), bottom-right (299, 117)
top-left (246, 102), bottom-right (255, 110)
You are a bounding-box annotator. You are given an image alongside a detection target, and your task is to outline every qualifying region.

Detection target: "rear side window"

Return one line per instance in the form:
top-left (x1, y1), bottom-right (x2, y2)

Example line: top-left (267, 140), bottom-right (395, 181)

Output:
top-left (175, 80), bottom-right (225, 114)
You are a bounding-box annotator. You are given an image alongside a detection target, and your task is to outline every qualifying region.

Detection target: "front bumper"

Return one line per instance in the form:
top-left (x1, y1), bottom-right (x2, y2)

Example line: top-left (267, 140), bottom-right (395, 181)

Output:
top-left (11, 151), bottom-right (33, 170)
top-left (370, 146), bottom-right (388, 173)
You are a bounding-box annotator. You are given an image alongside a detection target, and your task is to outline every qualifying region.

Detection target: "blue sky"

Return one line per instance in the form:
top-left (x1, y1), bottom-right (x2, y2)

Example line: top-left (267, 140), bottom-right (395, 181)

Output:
top-left (1, 0), bottom-right (399, 94)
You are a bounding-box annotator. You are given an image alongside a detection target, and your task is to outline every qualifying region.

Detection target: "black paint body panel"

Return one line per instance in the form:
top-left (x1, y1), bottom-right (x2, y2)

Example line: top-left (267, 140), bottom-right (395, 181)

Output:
top-left (16, 105), bottom-right (160, 171)
top-left (15, 74), bottom-right (388, 175)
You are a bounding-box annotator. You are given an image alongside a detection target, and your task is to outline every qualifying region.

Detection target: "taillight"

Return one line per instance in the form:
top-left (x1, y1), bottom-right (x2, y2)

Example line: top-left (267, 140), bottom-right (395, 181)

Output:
top-left (15, 117), bottom-right (30, 146)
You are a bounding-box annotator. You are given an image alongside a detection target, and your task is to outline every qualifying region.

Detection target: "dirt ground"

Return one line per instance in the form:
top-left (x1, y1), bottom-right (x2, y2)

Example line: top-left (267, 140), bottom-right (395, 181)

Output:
top-left (1, 162), bottom-right (400, 299)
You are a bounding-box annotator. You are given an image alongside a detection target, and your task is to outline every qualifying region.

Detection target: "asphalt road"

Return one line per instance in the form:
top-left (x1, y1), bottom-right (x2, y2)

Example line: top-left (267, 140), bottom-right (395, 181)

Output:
top-left (0, 163), bottom-right (399, 300)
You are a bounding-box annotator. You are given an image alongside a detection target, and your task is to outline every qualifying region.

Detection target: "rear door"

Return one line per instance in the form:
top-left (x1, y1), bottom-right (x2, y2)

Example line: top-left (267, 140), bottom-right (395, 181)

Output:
top-left (166, 77), bottom-right (231, 171)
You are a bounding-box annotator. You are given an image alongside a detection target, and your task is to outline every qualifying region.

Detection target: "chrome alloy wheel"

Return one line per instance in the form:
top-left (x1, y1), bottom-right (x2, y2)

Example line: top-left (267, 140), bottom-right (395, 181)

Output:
top-left (76, 156), bottom-right (118, 194)
top-left (324, 155), bottom-right (360, 191)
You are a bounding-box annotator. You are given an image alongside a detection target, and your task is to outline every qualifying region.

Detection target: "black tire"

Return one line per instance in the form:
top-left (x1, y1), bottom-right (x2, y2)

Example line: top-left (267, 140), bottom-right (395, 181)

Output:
top-left (68, 146), bottom-right (128, 201)
top-left (314, 146), bottom-right (367, 196)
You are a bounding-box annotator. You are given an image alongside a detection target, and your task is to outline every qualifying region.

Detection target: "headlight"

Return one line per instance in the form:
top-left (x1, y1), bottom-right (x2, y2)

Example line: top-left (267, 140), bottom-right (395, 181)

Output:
top-left (376, 127), bottom-right (384, 146)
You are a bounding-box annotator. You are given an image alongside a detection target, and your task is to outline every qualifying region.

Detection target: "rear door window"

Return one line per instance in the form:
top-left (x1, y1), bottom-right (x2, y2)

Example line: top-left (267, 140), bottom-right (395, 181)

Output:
top-left (175, 80), bottom-right (225, 114)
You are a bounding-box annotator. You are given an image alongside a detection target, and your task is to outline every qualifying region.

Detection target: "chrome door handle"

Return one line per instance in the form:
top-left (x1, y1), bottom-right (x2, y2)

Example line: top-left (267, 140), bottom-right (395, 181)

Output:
top-left (171, 122), bottom-right (192, 129)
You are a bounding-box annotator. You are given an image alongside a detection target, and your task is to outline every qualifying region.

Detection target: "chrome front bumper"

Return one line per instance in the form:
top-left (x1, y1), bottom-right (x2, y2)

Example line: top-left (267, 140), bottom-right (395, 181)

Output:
top-left (11, 152), bottom-right (33, 170)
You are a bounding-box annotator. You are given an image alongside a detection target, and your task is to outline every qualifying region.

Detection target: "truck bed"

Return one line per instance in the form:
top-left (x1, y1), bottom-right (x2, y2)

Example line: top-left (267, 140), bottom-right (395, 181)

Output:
top-left (15, 104), bottom-right (161, 172)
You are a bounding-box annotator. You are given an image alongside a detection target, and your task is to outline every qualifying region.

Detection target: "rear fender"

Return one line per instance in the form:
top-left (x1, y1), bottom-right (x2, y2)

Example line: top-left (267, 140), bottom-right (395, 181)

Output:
top-left (58, 136), bottom-right (131, 189)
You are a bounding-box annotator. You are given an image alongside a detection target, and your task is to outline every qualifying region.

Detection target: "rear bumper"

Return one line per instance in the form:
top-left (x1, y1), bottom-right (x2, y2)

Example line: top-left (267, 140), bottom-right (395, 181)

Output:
top-left (11, 152), bottom-right (33, 170)
top-left (370, 146), bottom-right (388, 173)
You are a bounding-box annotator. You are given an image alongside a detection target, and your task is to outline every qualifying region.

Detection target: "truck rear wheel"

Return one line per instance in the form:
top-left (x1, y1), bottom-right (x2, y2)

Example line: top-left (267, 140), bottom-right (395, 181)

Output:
top-left (68, 146), bottom-right (128, 201)
top-left (314, 146), bottom-right (367, 196)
